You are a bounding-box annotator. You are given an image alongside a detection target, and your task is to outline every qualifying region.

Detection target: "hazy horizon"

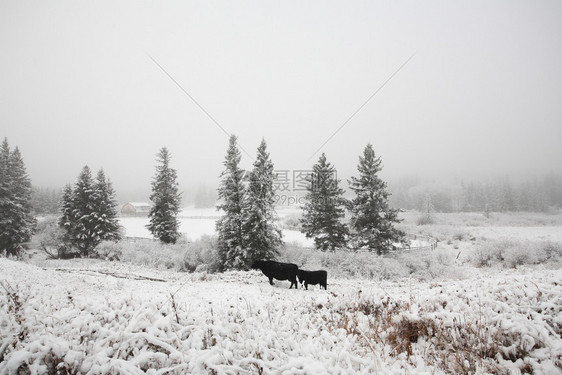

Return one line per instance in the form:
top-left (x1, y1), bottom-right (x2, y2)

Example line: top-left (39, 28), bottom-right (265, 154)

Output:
top-left (2, 1), bottom-right (561, 200)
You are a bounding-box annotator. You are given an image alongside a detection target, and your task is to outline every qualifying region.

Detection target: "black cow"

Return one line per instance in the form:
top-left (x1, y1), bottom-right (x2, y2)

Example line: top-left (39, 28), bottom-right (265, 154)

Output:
top-left (297, 269), bottom-right (327, 290)
top-left (251, 260), bottom-right (299, 289)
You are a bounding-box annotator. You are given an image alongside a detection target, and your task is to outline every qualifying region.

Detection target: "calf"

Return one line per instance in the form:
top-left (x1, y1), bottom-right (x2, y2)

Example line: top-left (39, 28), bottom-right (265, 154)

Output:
top-left (297, 269), bottom-right (327, 290)
top-left (251, 260), bottom-right (299, 289)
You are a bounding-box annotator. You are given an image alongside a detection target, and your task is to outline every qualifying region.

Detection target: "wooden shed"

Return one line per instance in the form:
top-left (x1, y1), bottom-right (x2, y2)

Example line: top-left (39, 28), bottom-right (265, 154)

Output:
top-left (121, 202), bottom-right (151, 216)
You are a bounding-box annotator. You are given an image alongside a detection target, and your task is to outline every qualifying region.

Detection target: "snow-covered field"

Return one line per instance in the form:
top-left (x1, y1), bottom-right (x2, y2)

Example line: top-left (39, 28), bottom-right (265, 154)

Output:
top-left (1, 211), bottom-right (562, 374)
top-left (118, 207), bottom-right (312, 246)
top-left (1, 259), bottom-right (561, 374)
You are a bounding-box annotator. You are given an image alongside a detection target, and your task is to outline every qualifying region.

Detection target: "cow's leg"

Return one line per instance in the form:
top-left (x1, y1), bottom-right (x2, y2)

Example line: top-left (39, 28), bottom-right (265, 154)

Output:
top-left (269, 277), bottom-right (274, 285)
top-left (305, 282), bottom-right (309, 290)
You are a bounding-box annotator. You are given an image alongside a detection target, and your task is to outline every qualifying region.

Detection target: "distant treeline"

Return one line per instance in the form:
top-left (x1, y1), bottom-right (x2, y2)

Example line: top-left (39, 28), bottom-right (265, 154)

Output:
top-left (31, 187), bottom-right (62, 215)
top-left (31, 185), bottom-right (218, 215)
top-left (32, 173), bottom-right (562, 216)
top-left (391, 173), bottom-right (562, 213)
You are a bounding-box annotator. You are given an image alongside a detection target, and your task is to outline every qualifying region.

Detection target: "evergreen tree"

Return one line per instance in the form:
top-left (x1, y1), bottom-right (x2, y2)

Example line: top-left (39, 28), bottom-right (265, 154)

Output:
top-left (58, 168), bottom-right (121, 257)
top-left (0, 139), bottom-right (13, 256)
top-left (216, 135), bottom-right (247, 269)
top-left (70, 166), bottom-right (98, 256)
top-left (243, 139), bottom-right (283, 267)
top-left (9, 148), bottom-right (36, 243)
top-left (348, 144), bottom-right (404, 255)
top-left (58, 184), bottom-right (75, 246)
top-left (300, 153), bottom-right (348, 251)
top-left (0, 139), bottom-right (36, 257)
top-left (147, 148), bottom-right (181, 244)
top-left (91, 170), bottom-right (121, 243)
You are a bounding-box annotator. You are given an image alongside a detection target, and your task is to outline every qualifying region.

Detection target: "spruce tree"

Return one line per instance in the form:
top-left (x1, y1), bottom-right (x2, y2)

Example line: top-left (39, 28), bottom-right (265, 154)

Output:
top-left (243, 139), bottom-right (283, 267)
top-left (92, 170), bottom-right (121, 243)
top-left (70, 166), bottom-right (98, 256)
top-left (9, 148), bottom-right (36, 244)
top-left (0, 139), bottom-right (15, 256)
top-left (58, 168), bottom-right (121, 257)
top-left (147, 148), bottom-right (181, 244)
top-left (300, 153), bottom-right (349, 251)
top-left (0, 139), bottom-right (36, 257)
top-left (0, 139), bottom-right (14, 256)
top-left (58, 184), bottom-right (75, 247)
top-left (348, 144), bottom-right (404, 255)
top-left (216, 135), bottom-right (247, 269)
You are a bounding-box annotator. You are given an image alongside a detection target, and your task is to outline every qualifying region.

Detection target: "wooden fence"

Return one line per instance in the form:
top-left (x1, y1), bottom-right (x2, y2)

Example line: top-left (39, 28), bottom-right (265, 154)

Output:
top-left (402, 234), bottom-right (438, 251)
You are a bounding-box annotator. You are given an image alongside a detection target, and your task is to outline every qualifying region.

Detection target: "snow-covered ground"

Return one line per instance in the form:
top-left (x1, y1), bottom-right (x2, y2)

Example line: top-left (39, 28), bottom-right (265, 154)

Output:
top-left (118, 206), bottom-right (313, 247)
top-left (1, 258), bottom-right (561, 374)
top-left (2, 211), bottom-right (562, 374)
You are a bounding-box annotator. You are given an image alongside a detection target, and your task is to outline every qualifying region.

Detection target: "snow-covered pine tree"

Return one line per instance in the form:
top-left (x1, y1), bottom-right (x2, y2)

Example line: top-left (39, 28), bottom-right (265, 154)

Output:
top-left (58, 184), bottom-right (75, 247)
top-left (0, 138), bottom-right (15, 256)
top-left (216, 135), bottom-right (247, 270)
top-left (70, 166), bottom-right (98, 256)
top-left (8, 148), bottom-right (36, 246)
top-left (243, 139), bottom-right (283, 267)
top-left (91, 169), bottom-right (121, 244)
top-left (147, 148), bottom-right (181, 244)
top-left (0, 139), bottom-right (36, 257)
top-left (300, 153), bottom-right (349, 251)
top-left (348, 143), bottom-right (405, 255)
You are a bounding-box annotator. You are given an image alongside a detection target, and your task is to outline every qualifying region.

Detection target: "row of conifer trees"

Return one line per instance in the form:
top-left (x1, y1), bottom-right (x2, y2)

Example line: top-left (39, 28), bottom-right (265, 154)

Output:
top-left (56, 148), bottom-right (182, 257)
top-left (1, 136), bottom-right (404, 268)
top-left (214, 135), bottom-right (405, 270)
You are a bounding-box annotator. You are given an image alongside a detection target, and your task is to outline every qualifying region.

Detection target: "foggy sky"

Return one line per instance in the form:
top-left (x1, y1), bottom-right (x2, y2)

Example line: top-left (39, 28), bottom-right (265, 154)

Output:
top-left (1, 0), bottom-right (561, 200)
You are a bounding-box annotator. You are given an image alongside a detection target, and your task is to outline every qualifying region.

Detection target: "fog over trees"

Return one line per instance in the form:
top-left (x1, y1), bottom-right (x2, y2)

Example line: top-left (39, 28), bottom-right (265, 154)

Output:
top-left (390, 173), bottom-right (562, 213)
top-left (1, 2), bottom-right (562, 372)
top-left (2, 1), bottom-right (561, 203)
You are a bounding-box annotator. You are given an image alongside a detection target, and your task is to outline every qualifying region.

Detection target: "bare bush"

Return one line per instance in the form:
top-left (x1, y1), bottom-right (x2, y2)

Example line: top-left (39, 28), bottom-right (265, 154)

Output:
top-left (181, 235), bottom-right (220, 273)
top-left (94, 236), bottom-right (220, 273)
top-left (279, 245), bottom-right (422, 280)
top-left (32, 217), bottom-right (80, 259)
top-left (322, 296), bottom-right (544, 375)
top-left (471, 239), bottom-right (562, 268)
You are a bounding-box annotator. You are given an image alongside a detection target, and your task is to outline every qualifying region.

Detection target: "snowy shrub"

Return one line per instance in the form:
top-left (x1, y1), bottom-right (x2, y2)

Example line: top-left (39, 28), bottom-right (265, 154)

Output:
top-left (415, 214), bottom-right (434, 226)
top-left (278, 242), bottom-right (315, 268)
top-left (279, 213), bottom-right (302, 231)
top-left (321, 283), bottom-right (559, 375)
top-left (279, 245), bottom-right (410, 280)
top-left (542, 241), bottom-right (562, 260)
top-left (452, 231), bottom-right (467, 241)
top-left (181, 235), bottom-right (220, 273)
top-left (94, 241), bottom-right (122, 261)
top-left (473, 246), bottom-right (493, 267)
top-left (503, 244), bottom-right (538, 269)
top-left (113, 240), bottom-right (185, 270)
top-left (472, 239), bottom-right (562, 268)
top-left (280, 244), bottom-right (466, 281)
top-left (96, 236), bottom-right (221, 273)
top-left (393, 249), bottom-right (460, 280)
top-left (31, 217), bottom-right (79, 259)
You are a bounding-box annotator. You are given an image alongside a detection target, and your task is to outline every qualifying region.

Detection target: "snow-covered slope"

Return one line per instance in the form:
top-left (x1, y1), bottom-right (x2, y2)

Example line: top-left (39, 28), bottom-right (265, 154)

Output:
top-left (1, 258), bottom-right (560, 374)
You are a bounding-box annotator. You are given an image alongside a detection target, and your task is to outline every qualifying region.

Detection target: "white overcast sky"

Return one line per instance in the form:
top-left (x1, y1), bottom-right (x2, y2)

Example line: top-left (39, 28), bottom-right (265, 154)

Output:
top-left (1, 0), bottom-right (561, 197)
